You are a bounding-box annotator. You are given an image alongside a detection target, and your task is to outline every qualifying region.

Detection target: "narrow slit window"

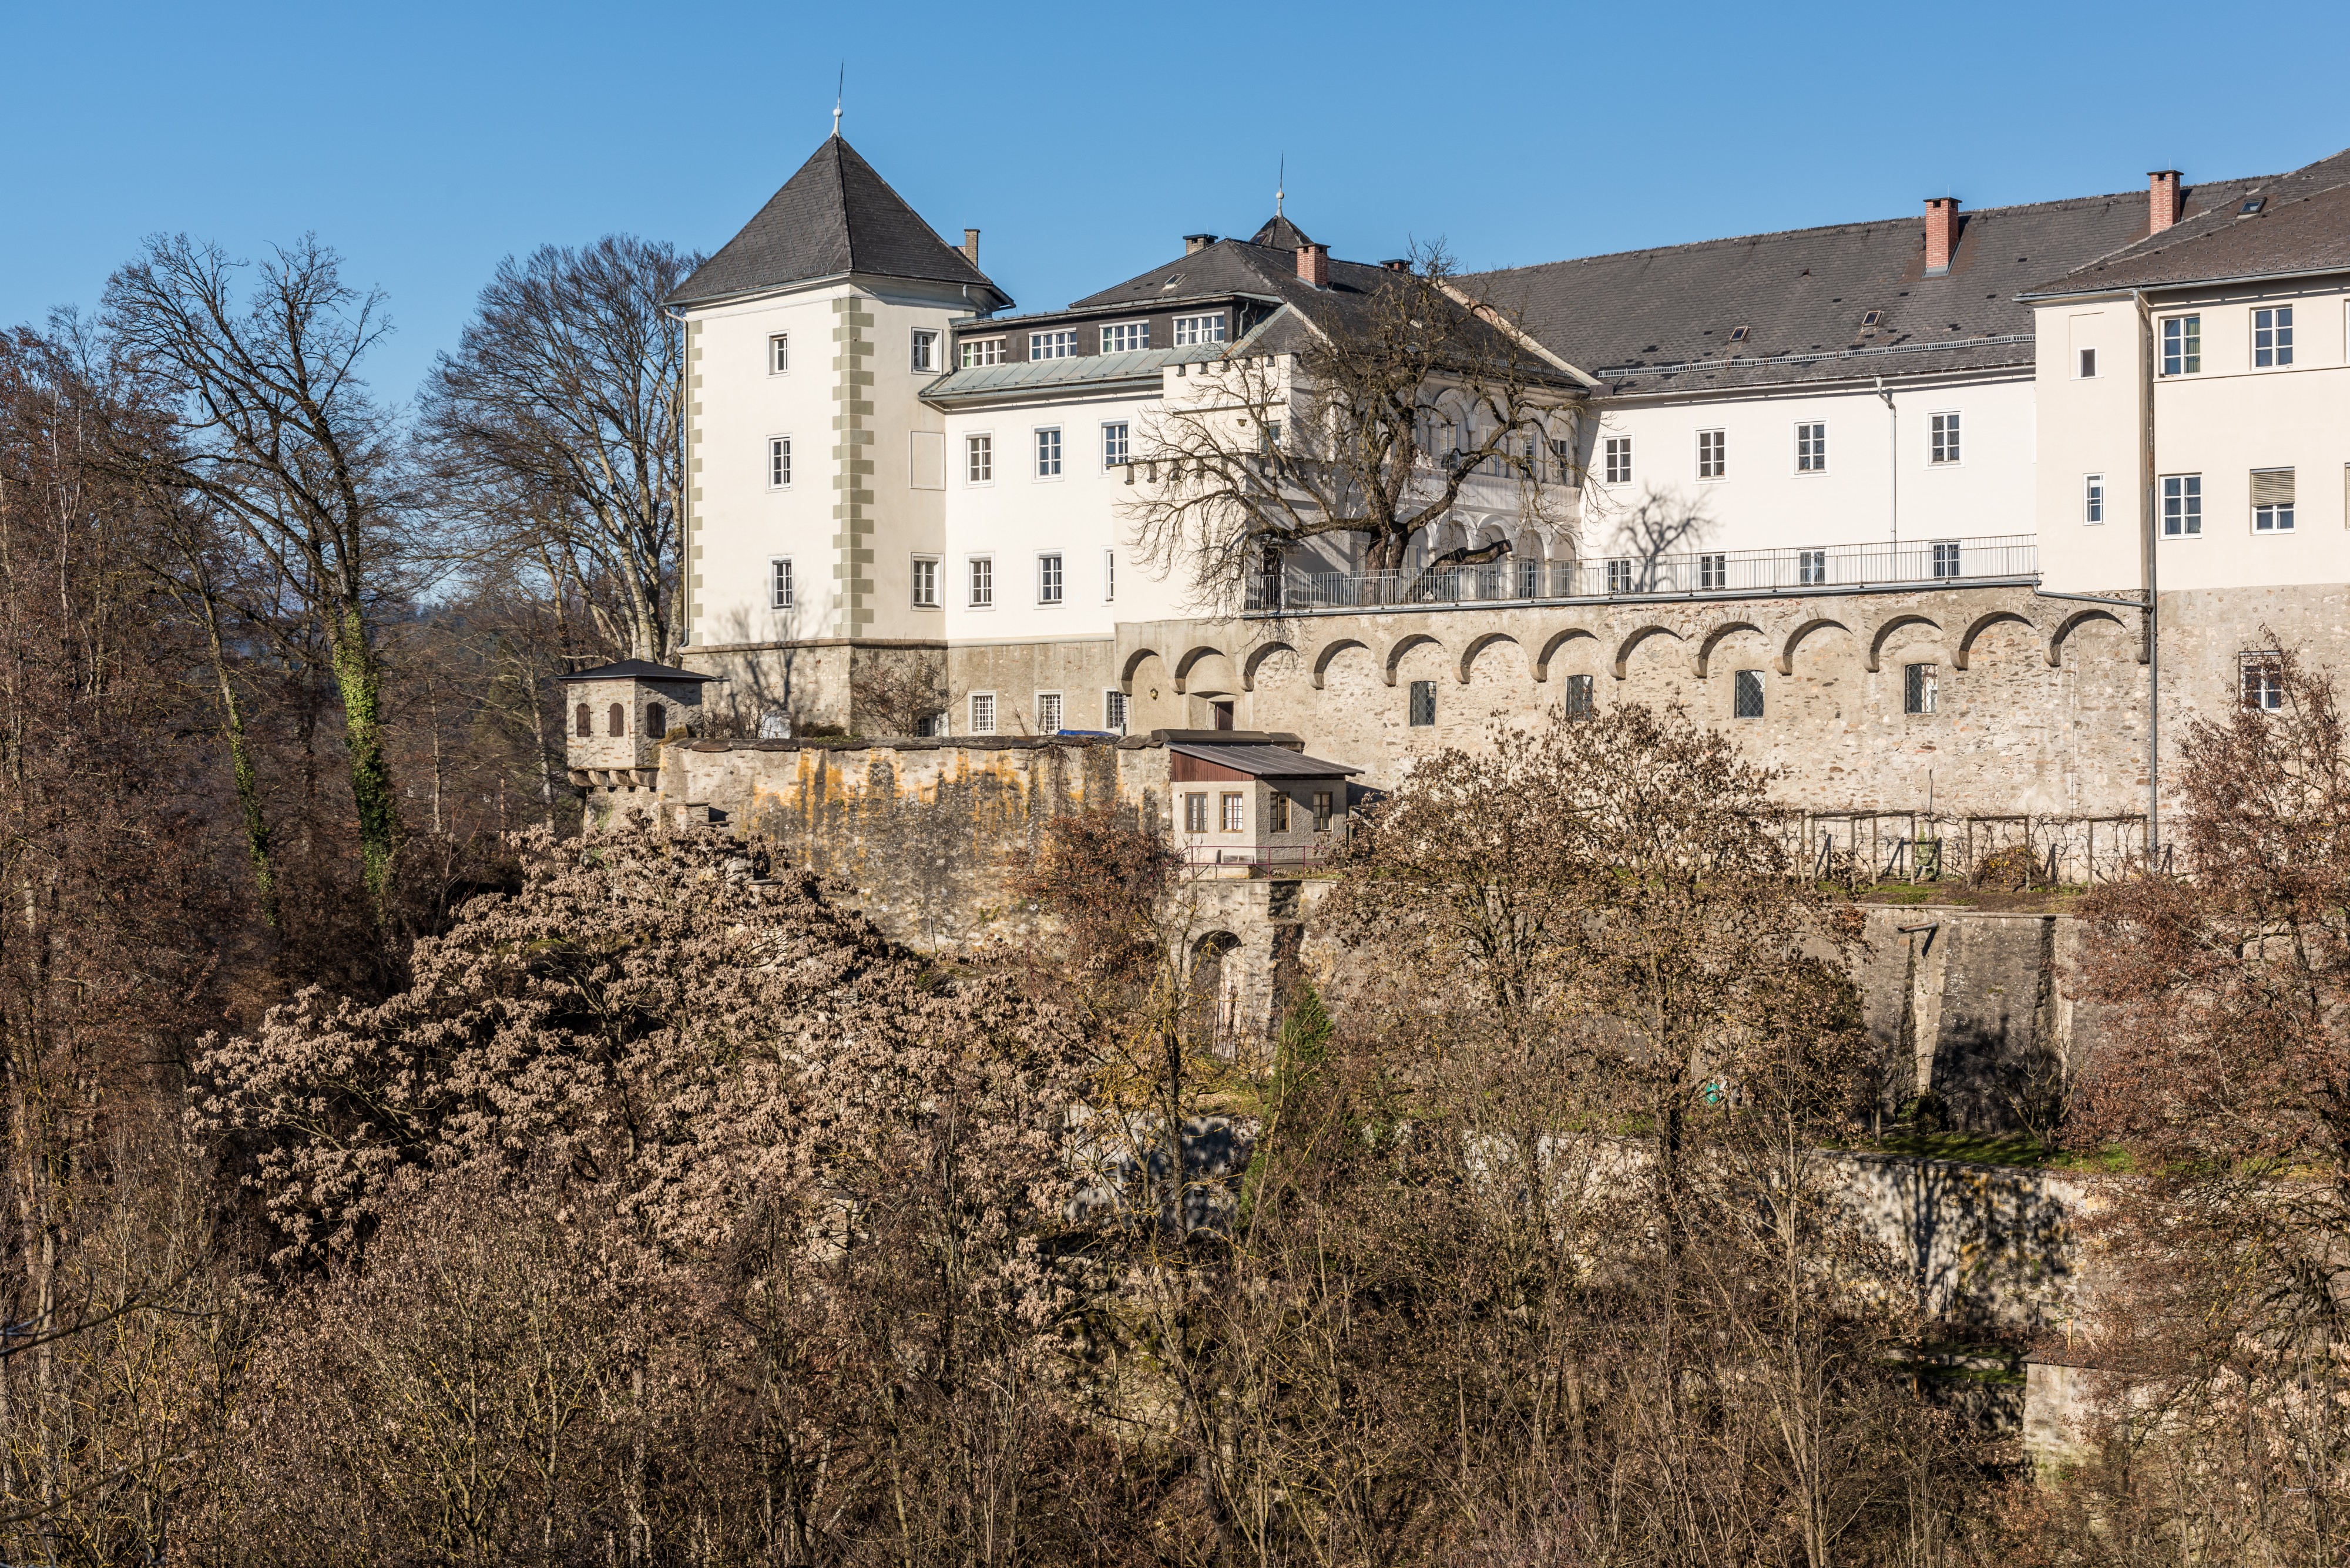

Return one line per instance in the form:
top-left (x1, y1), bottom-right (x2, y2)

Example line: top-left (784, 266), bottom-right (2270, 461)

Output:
top-left (2083, 474), bottom-right (2104, 525)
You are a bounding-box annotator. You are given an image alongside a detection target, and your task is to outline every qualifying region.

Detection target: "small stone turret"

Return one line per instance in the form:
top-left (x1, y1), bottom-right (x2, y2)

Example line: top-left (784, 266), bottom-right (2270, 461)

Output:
top-left (559, 659), bottom-right (719, 792)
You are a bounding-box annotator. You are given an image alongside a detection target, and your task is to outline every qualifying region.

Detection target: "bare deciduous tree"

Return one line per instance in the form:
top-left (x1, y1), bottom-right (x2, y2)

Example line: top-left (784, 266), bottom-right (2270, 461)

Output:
top-left (423, 237), bottom-right (698, 664)
top-left (1124, 246), bottom-right (1584, 613)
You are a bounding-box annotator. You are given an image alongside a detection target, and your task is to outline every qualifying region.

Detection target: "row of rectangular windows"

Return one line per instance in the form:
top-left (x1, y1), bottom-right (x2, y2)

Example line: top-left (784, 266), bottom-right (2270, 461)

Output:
top-left (959, 689), bottom-right (1130, 736)
top-left (1597, 414), bottom-right (1961, 484)
top-left (2145, 468), bottom-right (2305, 535)
top-left (767, 551), bottom-right (1117, 610)
top-left (1179, 788), bottom-right (1337, 834)
top-left (762, 425), bottom-right (1135, 492)
top-left (962, 313), bottom-right (1226, 367)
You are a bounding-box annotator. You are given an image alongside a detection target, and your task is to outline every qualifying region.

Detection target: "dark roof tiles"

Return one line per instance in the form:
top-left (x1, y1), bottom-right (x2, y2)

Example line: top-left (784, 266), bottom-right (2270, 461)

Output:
top-left (671, 136), bottom-right (1006, 307)
top-left (2033, 148), bottom-right (2350, 293)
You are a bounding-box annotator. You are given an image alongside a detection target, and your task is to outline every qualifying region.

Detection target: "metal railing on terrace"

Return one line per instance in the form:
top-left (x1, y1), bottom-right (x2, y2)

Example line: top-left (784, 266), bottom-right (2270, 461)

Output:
top-left (1244, 534), bottom-right (2037, 615)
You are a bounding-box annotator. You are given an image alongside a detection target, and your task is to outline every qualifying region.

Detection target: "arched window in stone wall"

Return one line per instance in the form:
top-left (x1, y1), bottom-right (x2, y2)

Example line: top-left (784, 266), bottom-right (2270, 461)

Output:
top-left (608, 703), bottom-right (626, 737)
top-left (645, 703), bottom-right (666, 740)
top-left (575, 703), bottom-right (592, 738)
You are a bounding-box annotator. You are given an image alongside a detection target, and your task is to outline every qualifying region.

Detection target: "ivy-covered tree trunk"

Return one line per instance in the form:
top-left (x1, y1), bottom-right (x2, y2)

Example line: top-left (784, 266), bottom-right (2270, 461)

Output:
top-left (330, 606), bottom-right (396, 904)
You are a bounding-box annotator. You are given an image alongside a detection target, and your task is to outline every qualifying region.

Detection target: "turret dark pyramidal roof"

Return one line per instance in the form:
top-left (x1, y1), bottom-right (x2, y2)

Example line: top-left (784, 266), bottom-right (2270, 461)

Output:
top-left (669, 135), bottom-right (1009, 308)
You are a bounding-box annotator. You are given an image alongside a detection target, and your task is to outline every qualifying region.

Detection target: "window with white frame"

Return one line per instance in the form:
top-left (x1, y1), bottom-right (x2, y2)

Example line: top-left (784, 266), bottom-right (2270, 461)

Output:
top-left (1029, 330), bottom-right (1077, 360)
top-left (769, 556), bottom-right (793, 609)
top-left (968, 556), bottom-right (993, 607)
top-left (767, 435), bottom-right (792, 488)
top-left (1603, 435), bottom-right (1632, 485)
top-left (1103, 689), bottom-right (1129, 733)
top-left (1929, 411), bottom-right (1961, 464)
top-left (1103, 549), bottom-right (1116, 602)
top-left (1905, 662), bottom-right (1938, 715)
top-left (767, 334), bottom-right (791, 374)
top-left (2160, 315), bottom-right (2200, 375)
top-left (1698, 552), bottom-right (1727, 590)
top-left (969, 693), bottom-right (997, 734)
top-left (1931, 539), bottom-right (1961, 579)
top-left (1606, 559), bottom-right (1633, 593)
top-left (1100, 321), bottom-right (1149, 353)
top-left (2083, 474), bottom-right (2104, 525)
top-left (1172, 313), bottom-right (1226, 345)
top-left (1035, 691), bottom-right (1063, 733)
top-left (965, 433), bottom-right (992, 483)
top-left (910, 329), bottom-right (938, 372)
top-left (1798, 549), bottom-right (1827, 586)
top-left (2252, 468), bottom-right (2296, 532)
top-left (2255, 306), bottom-right (2294, 368)
top-left (2162, 474), bottom-right (2203, 536)
top-left (1102, 421), bottom-right (1129, 466)
top-left (1697, 428), bottom-right (1726, 479)
top-left (911, 556), bottom-right (940, 608)
top-left (1037, 552), bottom-right (1063, 605)
top-left (2077, 347), bottom-right (2099, 378)
top-left (961, 337), bottom-right (1003, 368)
top-left (1035, 427), bottom-right (1062, 478)
top-left (2241, 650), bottom-right (2285, 711)
top-left (1795, 422), bottom-right (1827, 473)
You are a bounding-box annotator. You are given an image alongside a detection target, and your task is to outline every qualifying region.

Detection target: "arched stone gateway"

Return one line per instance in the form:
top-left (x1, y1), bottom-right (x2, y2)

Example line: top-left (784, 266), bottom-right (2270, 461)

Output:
top-left (1190, 930), bottom-right (1245, 1050)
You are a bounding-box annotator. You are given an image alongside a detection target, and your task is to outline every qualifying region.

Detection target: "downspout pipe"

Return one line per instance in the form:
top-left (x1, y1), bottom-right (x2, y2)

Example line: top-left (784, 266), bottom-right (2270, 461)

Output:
top-left (2135, 289), bottom-right (2160, 862)
top-left (1876, 376), bottom-right (1898, 551)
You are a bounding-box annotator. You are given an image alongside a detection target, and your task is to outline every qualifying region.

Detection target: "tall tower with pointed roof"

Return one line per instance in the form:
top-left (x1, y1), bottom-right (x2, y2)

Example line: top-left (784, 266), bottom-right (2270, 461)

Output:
top-left (669, 135), bottom-right (1008, 726)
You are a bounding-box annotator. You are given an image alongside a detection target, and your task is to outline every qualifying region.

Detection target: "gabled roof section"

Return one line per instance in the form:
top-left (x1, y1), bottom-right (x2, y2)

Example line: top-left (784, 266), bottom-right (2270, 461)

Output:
top-left (1461, 177), bottom-right (2264, 393)
top-left (670, 136), bottom-right (1009, 308)
top-left (2028, 148), bottom-right (2350, 295)
top-left (1250, 214), bottom-right (1315, 250)
top-left (558, 659), bottom-right (719, 684)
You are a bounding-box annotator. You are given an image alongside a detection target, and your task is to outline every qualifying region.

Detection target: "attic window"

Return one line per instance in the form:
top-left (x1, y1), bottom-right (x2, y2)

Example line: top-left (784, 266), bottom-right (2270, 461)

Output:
top-left (2240, 197), bottom-right (2266, 215)
top-left (1160, 274), bottom-right (1185, 290)
top-left (1728, 325), bottom-right (1750, 343)
top-left (1860, 310), bottom-right (1882, 328)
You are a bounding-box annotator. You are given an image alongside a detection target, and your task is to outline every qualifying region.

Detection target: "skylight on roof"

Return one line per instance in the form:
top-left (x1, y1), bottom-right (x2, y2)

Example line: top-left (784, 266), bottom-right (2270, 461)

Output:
top-left (2240, 197), bottom-right (2266, 215)
top-left (1160, 274), bottom-right (1184, 290)
top-left (1728, 325), bottom-right (1750, 343)
top-left (1860, 310), bottom-right (1882, 328)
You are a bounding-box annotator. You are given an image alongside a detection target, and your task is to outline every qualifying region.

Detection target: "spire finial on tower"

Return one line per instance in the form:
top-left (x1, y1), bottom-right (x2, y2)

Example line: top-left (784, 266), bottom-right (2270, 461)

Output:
top-left (1275, 152), bottom-right (1285, 217)
top-left (832, 63), bottom-right (843, 137)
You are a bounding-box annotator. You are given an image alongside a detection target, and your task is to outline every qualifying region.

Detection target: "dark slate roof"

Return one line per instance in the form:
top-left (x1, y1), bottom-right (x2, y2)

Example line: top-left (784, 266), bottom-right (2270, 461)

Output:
top-left (558, 659), bottom-right (720, 684)
top-left (1459, 177), bottom-right (2266, 394)
top-left (1250, 214), bottom-right (1315, 249)
top-left (669, 136), bottom-right (1008, 308)
top-left (1170, 742), bottom-right (1361, 777)
top-left (2029, 148), bottom-right (2350, 294)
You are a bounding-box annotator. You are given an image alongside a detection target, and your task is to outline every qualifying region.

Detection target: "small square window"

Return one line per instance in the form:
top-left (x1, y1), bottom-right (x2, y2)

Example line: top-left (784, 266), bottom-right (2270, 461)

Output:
top-left (1184, 791), bottom-right (1208, 833)
top-left (1733, 669), bottom-right (1765, 719)
top-left (1270, 791), bottom-right (1290, 832)
top-left (1036, 691), bottom-right (1063, 733)
top-left (2254, 306), bottom-right (2294, 367)
top-left (2240, 650), bottom-right (2285, 711)
top-left (1103, 549), bottom-right (1117, 603)
top-left (1905, 662), bottom-right (1938, 715)
top-left (1102, 421), bottom-right (1130, 467)
top-left (1606, 559), bottom-right (1633, 593)
top-left (910, 328), bottom-right (938, 372)
top-left (1408, 680), bottom-right (1436, 727)
top-left (968, 556), bottom-right (994, 607)
top-left (1697, 428), bottom-right (1726, 479)
top-left (1698, 552), bottom-right (1728, 590)
top-left (2083, 474), bottom-right (2104, 525)
top-left (1931, 540), bottom-right (1961, 579)
top-left (1929, 412), bottom-right (1961, 464)
top-left (1035, 427), bottom-right (1062, 478)
top-left (1029, 330), bottom-right (1078, 360)
top-left (767, 435), bottom-right (792, 488)
top-left (2077, 347), bottom-right (2098, 378)
top-left (1038, 552), bottom-right (1063, 604)
top-left (768, 333), bottom-right (790, 374)
top-left (1562, 673), bottom-right (1596, 720)
top-left (911, 556), bottom-right (940, 608)
top-left (969, 693), bottom-right (997, 734)
top-left (2160, 315), bottom-right (2200, 375)
top-left (1103, 689), bottom-right (1129, 733)
top-left (1795, 422), bottom-right (1827, 473)
top-left (1100, 321), bottom-right (1150, 353)
top-left (769, 557), bottom-right (793, 609)
top-left (960, 337), bottom-right (1003, 368)
top-left (1220, 792), bottom-right (1244, 833)
top-left (966, 434), bottom-right (993, 484)
top-left (2162, 475), bottom-right (2203, 537)
top-left (1603, 435), bottom-right (1633, 485)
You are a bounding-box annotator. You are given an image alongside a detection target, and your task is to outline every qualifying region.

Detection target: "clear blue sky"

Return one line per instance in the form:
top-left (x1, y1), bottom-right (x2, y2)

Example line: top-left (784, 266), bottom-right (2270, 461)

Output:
top-left (8, 0), bottom-right (2348, 407)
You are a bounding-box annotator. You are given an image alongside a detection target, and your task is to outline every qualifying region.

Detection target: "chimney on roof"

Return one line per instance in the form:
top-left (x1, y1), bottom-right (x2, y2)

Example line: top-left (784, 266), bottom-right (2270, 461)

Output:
top-left (962, 229), bottom-right (980, 265)
top-left (1923, 197), bottom-right (1960, 274)
top-left (1297, 241), bottom-right (1330, 289)
top-left (1381, 258), bottom-right (1411, 272)
top-left (1184, 233), bottom-right (1217, 256)
top-left (2147, 170), bottom-right (2183, 234)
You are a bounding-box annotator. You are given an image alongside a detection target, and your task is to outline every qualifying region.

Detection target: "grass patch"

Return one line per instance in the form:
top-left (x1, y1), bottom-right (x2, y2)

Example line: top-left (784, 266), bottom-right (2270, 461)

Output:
top-left (1842, 1131), bottom-right (2132, 1173)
